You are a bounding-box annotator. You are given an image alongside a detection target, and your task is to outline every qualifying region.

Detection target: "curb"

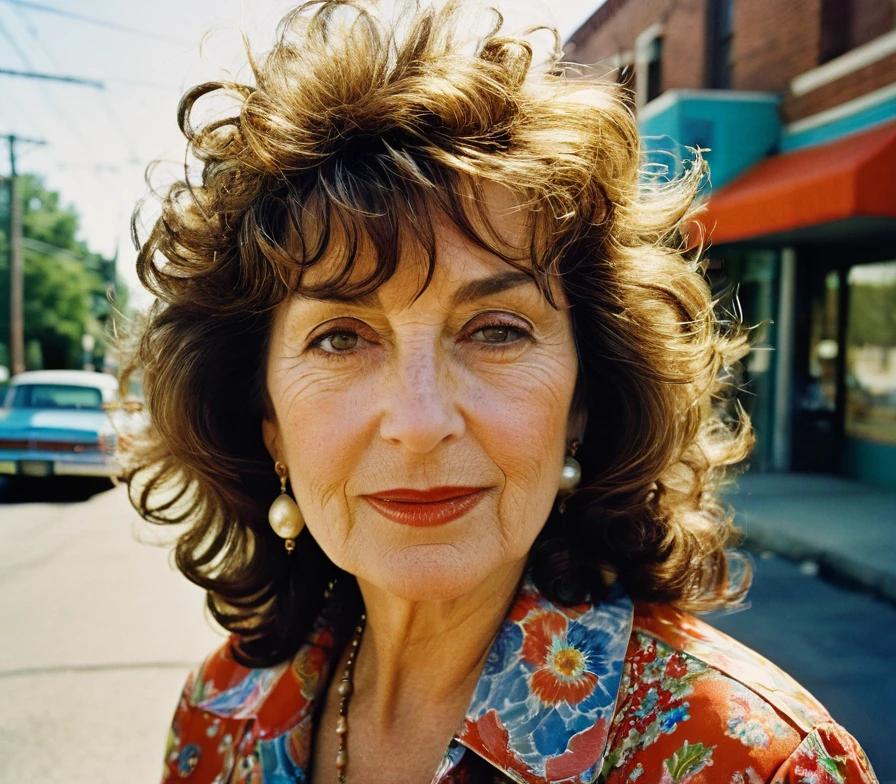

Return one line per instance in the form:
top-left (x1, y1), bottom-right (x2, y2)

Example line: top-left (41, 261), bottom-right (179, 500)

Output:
top-left (738, 524), bottom-right (896, 606)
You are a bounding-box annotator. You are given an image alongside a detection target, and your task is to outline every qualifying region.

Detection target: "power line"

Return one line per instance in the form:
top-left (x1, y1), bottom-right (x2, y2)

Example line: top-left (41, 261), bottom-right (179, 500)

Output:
top-left (0, 0), bottom-right (194, 47)
top-left (0, 17), bottom-right (134, 243)
top-left (0, 41), bottom-right (97, 187)
top-left (0, 20), bottom-right (114, 174)
top-left (5, 6), bottom-right (172, 91)
top-left (11, 5), bottom-right (141, 164)
top-left (0, 66), bottom-right (104, 89)
top-left (22, 236), bottom-right (95, 264)
top-left (0, 5), bottom-right (33, 66)
top-left (0, 132), bottom-right (43, 146)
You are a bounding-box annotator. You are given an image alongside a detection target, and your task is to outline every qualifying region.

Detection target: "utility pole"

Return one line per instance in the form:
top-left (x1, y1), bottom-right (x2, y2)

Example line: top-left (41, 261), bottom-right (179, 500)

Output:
top-left (1, 66), bottom-right (108, 376)
top-left (5, 134), bottom-right (45, 376)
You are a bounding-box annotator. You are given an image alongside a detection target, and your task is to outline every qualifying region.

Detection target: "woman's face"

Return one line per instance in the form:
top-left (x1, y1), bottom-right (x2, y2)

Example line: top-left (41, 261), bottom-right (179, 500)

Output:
top-left (262, 191), bottom-right (582, 601)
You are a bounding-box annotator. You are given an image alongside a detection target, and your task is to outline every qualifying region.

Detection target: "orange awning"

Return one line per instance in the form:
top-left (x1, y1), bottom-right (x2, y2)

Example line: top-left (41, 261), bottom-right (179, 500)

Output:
top-left (690, 119), bottom-right (896, 246)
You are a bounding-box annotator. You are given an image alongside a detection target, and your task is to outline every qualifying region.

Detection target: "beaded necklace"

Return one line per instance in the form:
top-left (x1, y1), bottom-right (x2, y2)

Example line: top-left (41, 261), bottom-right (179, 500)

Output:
top-left (334, 612), bottom-right (366, 783)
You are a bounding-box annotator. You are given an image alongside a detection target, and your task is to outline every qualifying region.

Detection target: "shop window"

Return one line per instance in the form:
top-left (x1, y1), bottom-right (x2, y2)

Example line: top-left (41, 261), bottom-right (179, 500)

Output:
top-left (845, 261), bottom-right (896, 445)
top-left (645, 36), bottom-right (663, 102)
top-left (635, 24), bottom-right (664, 109)
top-left (804, 270), bottom-right (839, 414)
top-left (707, 0), bottom-right (734, 89)
top-left (730, 250), bottom-right (778, 471)
top-left (820, 0), bottom-right (851, 63)
top-left (792, 262), bottom-right (842, 474)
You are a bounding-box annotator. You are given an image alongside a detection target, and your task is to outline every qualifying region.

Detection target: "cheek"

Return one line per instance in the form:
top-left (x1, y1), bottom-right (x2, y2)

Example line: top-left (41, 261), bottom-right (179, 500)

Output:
top-left (268, 367), bottom-right (379, 524)
top-left (279, 372), bottom-right (376, 450)
top-left (266, 328), bottom-right (578, 564)
top-left (465, 353), bottom-right (577, 528)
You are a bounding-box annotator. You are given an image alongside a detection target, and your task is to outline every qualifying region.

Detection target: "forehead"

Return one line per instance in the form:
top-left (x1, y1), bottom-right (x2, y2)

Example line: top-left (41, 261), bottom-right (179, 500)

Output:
top-left (288, 180), bottom-right (548, 304)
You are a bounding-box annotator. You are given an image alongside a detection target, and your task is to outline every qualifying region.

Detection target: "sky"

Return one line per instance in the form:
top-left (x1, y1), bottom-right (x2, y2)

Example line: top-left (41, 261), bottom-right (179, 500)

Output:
top-left (0, 0), bottom-right (606, 307)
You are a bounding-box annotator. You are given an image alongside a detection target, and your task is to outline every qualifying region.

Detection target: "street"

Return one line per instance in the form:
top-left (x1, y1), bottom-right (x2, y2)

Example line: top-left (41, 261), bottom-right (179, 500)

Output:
top-left (0, 479), bottom-right (223, 783)
top-left (708, 552), bottom-right (895, 782)
top-left (1, 482), bottom-right (892, 783)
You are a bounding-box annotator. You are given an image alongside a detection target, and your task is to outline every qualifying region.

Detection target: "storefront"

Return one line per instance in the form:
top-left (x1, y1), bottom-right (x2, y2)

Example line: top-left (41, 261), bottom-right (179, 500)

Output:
top-left (796, 257), bottom-right (896, 486)
top-left (698, 121), bottom-right (896, 487)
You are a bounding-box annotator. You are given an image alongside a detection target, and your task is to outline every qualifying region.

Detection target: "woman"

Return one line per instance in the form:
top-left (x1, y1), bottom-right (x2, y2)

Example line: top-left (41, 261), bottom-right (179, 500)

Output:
top-left (123, 1), bottom-right (878, 782)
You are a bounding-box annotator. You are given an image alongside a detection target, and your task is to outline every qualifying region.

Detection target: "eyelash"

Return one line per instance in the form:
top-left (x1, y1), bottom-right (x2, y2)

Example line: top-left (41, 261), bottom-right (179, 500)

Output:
top-left (307, 317), bottom-right (533, 362)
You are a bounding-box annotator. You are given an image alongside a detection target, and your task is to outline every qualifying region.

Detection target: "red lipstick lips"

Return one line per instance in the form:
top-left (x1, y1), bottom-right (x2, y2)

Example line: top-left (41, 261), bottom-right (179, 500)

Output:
top-left (362, 486), bottom-right (488, 527)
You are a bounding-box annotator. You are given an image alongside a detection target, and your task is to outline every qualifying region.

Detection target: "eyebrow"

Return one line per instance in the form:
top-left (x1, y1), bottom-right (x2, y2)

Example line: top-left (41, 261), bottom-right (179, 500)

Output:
top-left (304, 269), bottom-right (539, 309)
top-left (453, 270), bottom-right (539, 305)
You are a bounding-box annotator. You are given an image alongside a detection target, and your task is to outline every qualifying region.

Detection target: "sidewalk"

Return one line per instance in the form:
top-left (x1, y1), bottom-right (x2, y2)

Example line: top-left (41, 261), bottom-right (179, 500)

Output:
top-left (724, 472), bottom-right (896, 603)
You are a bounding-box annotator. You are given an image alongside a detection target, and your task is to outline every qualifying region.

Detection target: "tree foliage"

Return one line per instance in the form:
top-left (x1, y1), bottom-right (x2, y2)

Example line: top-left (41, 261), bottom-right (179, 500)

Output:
top-left (848, 281), bottom-right (896, 347)
top-left (0, 173), bottom-right (129, 369)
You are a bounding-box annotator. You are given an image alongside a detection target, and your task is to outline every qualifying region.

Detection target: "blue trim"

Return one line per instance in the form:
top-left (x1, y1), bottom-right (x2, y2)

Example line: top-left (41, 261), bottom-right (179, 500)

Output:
top-left (781, 95), bottom-right (896, 151)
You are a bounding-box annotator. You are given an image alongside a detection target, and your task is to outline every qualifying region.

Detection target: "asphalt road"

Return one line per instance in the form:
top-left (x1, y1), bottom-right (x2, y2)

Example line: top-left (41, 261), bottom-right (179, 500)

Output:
top-left (0, 479), bottom-right (223, 783)
top-left (1, 481), bottom-right (893, 782)
top-left (707, 550), bottom-right (895, 783)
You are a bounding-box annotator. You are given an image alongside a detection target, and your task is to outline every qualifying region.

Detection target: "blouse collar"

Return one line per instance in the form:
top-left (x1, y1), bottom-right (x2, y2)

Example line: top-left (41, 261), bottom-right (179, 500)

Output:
top-left (194, 573), bottom-right (634, 784)
top-left (457, 576), bottom-right (633, 783)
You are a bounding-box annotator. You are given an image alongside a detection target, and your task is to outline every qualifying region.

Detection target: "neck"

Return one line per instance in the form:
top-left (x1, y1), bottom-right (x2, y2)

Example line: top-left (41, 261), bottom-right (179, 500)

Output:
top-left (349, 558), bottom-right (526, 730)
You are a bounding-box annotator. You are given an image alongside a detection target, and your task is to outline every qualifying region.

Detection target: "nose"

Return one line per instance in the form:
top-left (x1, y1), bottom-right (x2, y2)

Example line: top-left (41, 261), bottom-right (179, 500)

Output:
top-left (377, 342), bottom-right (465, 454)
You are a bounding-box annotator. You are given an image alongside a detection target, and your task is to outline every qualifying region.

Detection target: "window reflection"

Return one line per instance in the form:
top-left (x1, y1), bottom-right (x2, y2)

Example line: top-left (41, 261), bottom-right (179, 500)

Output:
top-left (846, 261), bottom-right (896, 445)
top-left (803, 270), bottom-right (839, 413)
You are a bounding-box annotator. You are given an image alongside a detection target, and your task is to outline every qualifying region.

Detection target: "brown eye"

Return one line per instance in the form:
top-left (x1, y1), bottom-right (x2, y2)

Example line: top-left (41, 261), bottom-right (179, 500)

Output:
top-left (308, 327), bottom-right (364, 359)
top-left (324, 332), bottom-right (358, 351)
top-left (470, 321), bottom-right (530, 346)
top-left (478, 326), bottom-right (514, 343)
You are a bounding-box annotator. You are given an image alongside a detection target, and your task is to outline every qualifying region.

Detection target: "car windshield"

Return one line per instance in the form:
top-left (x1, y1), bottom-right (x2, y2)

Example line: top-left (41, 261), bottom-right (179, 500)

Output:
top-left (5, 384), bottom-right (104, 411)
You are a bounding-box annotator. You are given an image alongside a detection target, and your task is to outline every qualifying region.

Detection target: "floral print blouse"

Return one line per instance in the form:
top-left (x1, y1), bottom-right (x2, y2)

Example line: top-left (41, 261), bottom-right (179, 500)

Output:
top-left (161, 575), bottom-right (878, 783)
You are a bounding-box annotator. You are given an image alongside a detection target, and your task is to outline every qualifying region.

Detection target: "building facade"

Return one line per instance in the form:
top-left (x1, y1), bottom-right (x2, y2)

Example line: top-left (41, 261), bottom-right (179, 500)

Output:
top-left (566, 0), bottom-right (896, 488)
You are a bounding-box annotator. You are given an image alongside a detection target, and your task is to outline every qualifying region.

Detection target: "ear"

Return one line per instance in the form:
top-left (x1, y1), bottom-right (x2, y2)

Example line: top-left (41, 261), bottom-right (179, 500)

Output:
top-left (567, 377), bottom-right (588, 444)
top-left (261, 417), bottom-right (281, 464)
top-left (567, 403), bottom-right (588, 445)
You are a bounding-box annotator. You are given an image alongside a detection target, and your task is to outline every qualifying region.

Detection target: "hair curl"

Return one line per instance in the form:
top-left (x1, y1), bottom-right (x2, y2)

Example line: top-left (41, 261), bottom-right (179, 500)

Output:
top-left (122, 0), bottom-right (754, 667)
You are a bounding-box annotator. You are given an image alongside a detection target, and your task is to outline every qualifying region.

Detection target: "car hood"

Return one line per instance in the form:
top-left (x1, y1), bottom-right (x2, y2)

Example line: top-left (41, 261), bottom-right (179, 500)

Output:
top-left (0, 408), bottom-right (113, 440)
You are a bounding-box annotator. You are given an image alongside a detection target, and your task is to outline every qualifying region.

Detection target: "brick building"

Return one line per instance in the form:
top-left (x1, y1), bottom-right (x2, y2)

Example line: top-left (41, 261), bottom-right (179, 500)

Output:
top-left (566, 0), bottom-right (896, 488)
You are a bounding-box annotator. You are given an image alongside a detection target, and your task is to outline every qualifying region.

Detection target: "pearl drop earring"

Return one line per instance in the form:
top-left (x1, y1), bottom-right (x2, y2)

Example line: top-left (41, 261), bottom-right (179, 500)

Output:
top-left (559, 439), bottom-right (582, 491)
top-left (268, 461), bottom-right (304, 553)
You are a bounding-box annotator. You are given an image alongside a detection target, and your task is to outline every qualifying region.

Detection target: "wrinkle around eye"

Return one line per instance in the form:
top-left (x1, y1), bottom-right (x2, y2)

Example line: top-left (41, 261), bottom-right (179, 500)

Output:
top-left (467, 321), bottom-right (531, 347)
top-left (302, 317), bottom-right (382, 360)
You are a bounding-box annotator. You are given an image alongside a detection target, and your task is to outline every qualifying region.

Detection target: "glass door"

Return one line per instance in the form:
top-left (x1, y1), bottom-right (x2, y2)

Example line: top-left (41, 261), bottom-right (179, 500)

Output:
top-left (791, 265), bottom-right (842, 472)
top-left (843, 261), bottom-right (896, 486)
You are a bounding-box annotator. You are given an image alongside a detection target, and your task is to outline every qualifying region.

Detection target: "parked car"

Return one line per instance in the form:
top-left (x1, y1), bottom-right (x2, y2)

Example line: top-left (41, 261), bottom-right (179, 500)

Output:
top-left (0, 370), bottom-right (128, 481)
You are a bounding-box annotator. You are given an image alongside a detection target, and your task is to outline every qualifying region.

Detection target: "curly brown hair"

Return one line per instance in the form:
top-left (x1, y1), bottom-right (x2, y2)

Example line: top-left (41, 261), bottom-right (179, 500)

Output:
top-left (122, 0), bottom-right (754, 667)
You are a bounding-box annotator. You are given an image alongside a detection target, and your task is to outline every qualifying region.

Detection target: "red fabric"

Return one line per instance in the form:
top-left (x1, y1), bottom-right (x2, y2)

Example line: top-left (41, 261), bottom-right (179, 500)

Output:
top-left (160, 591), bottom-right (880, 783)
top-left (689, 120), bottom-right (896, 245)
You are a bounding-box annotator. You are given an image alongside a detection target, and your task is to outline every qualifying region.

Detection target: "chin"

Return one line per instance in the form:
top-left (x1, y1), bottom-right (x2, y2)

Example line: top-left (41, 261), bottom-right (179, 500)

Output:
top-left (362, 543), bottom-right (497, 602)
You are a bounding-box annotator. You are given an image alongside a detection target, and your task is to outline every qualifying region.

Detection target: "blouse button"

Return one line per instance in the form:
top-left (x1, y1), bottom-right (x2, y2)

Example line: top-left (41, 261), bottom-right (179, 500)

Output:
top-left (177, 743), bottom-right (201, 777)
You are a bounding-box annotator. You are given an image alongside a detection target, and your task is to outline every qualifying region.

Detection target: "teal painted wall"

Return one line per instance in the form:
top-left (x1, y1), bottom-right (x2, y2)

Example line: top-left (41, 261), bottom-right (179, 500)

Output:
top-left (844, 437), bottom-right (896, 489)
top-left (639, 93), bottom-right (780, 188)
top-left (638, 89), bottom-right (896, 183)
top-left (781, 93), bottom-right (896, 152)
top-left (843, 438), bottom-right (896, 489)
